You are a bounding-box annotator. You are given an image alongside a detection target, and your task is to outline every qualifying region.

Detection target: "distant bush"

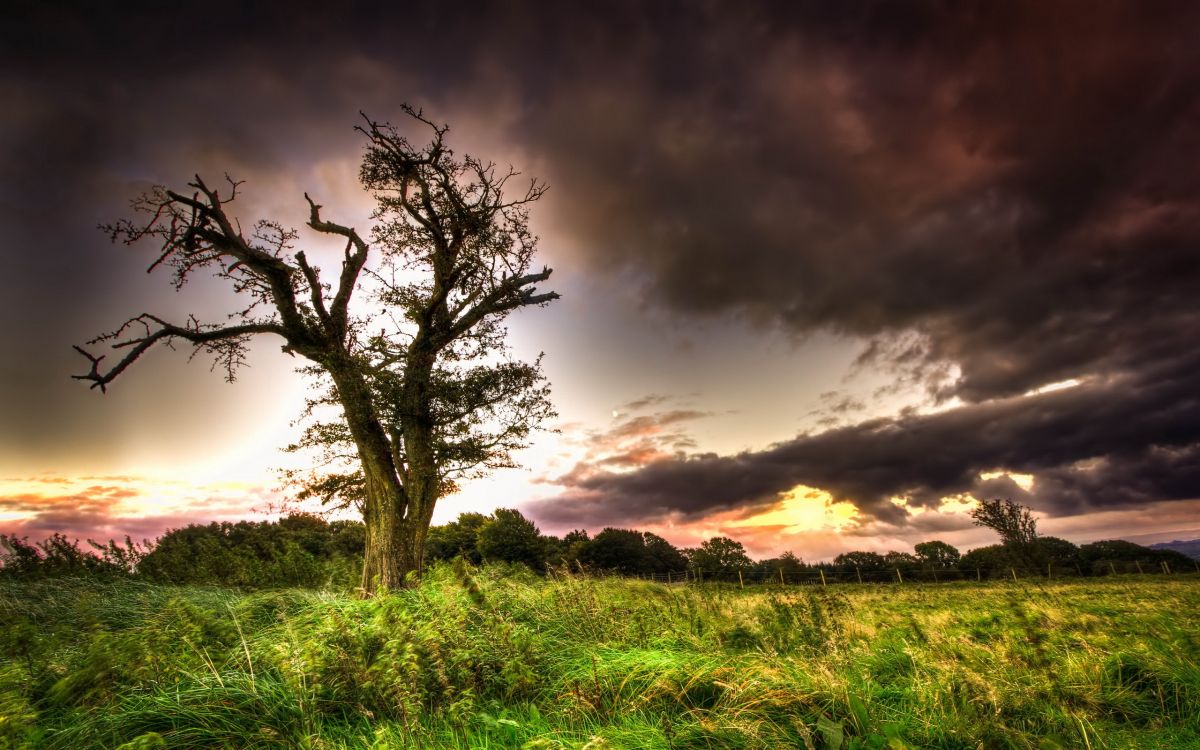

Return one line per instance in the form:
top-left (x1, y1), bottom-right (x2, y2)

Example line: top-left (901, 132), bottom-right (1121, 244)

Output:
top-left (0, 534), bottom-right (146, 579)
top-left (138, 514), bottom-right (364, 588)
top-left (1079, 539), bottom-right (1193, 574)
top-left (475, 508), bottom-right (547, 571)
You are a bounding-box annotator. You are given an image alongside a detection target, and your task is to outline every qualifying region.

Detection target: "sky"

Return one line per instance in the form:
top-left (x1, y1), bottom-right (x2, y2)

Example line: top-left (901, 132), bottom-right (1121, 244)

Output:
top-left (2, 1), bottom-right (1200, 560)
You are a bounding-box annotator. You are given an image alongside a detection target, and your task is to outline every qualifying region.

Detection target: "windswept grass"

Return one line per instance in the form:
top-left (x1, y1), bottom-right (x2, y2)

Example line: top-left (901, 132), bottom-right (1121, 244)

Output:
top-left (1, 567), bottom-right (1198, 748)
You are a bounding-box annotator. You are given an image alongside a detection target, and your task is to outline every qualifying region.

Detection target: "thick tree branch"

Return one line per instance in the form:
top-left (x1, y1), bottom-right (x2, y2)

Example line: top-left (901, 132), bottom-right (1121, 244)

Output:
top-left (294, 250), bottom-right (331, 327)
top-left (447, 266), bottom-right (560, 341)
top-left (304, 192), bottom-right (371, 339)
top-left (73, 314), bottom-right (286, 392)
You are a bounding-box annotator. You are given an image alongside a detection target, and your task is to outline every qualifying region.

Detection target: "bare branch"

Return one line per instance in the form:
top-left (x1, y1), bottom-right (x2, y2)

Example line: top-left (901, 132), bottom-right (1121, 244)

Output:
top-left (73, 314), bottom-right (286, 392)
top-left (447, 266), bottom-right (560, 341)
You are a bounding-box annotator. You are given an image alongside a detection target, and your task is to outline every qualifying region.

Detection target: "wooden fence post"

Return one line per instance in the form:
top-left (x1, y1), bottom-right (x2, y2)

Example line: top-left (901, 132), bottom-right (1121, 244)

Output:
top-left (1110, 561), bottom-right (1117, 576)
top-left (855, 566), bottom-right (863, 585)
top-left (738, 570), bottom-right (744, 589)
top-left (1010, 567), bottom-right (1018, 581)
top-left (1135, 561), bottom-right (1143, 575)
top-left (931, 568), bottom-right (938, 583)
top-left (778, 568), bottom-right (785, 585)
top-left (976, 568), bottom-right (981, 582)
top-left (895, 567), bottom-right (903, 584)
top-left (1162, 561), bottom-right (1171, 575)
top-left (819, 568), bottom-right (827, 587)
top-left (1047, 563), bottom-right (1052, 579)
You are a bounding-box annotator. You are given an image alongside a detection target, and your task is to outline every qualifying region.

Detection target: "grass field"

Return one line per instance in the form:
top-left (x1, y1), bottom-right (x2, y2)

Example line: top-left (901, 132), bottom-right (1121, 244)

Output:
top-left (1, 567), bottom-right (1197, 749)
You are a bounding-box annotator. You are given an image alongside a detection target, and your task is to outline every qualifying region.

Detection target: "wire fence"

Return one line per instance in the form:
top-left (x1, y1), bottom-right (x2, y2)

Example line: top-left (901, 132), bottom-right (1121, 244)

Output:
top-left (608, 558), bottom-right (1200, 587)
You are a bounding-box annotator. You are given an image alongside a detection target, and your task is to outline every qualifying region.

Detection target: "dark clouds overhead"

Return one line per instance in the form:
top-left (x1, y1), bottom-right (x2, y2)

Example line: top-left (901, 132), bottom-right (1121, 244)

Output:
top-left (517, 1), bottom-right (1200, 403)
top-left (3, 1), bottom-right (1200, 536)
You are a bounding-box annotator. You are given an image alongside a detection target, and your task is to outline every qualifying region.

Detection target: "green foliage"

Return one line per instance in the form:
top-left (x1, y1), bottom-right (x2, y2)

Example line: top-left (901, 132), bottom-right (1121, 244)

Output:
top-left (476, 509), bottom-right (547, 571)
top-left (138, 514), bottom-right (362, 588)
top-left (0, 534), bottom-right (146, 580)
top-left (688, 536), bottom-right (752, 580)
top-left (1035, 536), bottom-right (1081, 570)
top-left (577, 529), bottom-right (649, 575)
top-left (426, 512), bottom-right (489, 564)
top-left (1, 573), bottom-right (1199, 748)
top-left (834, 551), bottom-right (887, 570)
top-left (1080, 539), bottom-right (1193, 574)
top-left (959, 542), bottom-right (1017, 573)
top-left (913, 540), bottom-right (960, 568)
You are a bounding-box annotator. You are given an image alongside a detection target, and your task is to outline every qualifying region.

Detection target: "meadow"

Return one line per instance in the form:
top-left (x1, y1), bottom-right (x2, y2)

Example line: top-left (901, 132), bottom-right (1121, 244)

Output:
top-left (1, 567), bottom-right (1197, 749)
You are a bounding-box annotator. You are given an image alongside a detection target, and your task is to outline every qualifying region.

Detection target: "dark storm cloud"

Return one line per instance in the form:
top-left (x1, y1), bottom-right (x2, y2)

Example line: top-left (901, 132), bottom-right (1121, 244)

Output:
top-left (511, 1), bottom-right (1200, 404)
top-left (4, 1), bottom-right (1200, 530)
top-left (528, 347), bottom-right (1200, 527)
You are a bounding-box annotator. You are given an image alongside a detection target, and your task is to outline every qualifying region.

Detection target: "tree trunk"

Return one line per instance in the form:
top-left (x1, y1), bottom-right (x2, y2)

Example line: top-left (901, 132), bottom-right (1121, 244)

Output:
top-left (327, 362), bottom-right (418, 594)
top-left (360, 506), bottom-right (420, 591)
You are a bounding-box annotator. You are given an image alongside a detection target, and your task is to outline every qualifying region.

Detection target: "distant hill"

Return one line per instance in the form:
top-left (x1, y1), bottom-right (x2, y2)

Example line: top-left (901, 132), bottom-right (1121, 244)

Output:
top-left (1150, 539), bottom-right (1200, 560)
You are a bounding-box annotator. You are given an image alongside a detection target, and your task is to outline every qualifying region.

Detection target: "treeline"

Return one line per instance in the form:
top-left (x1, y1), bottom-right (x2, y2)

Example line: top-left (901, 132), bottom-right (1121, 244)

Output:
top-left (0, 515), bottom-right (365, 588)
top-left (1, 507), bottom-right (1194, 587)
top-left (832, 537), bottom-right (1194, 579)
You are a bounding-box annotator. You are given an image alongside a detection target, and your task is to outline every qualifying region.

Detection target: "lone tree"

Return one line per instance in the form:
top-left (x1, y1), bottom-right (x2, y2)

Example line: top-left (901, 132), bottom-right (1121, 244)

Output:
top-left (969, 498), bottom-right (1038, 547)
top-left (913, 540), bottom-right (961, 568)
top-left (970, 497), bottom-right (1040, 568)
top-left (74, 107), bottom-right (559, 592)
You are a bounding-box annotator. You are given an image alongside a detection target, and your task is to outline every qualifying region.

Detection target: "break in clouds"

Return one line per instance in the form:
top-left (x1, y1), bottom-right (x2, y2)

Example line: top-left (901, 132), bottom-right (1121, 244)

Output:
top-left (3, 1), bottom-right (1199, 534)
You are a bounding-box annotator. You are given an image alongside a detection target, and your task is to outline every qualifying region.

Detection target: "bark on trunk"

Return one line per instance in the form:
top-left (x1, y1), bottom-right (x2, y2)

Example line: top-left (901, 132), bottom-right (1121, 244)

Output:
top-left (325, 342), bottom-right (444, 595)
top-left (327, 361), bottom-right (421, 594)
top-left (360, 508), bottom-right (420, 591)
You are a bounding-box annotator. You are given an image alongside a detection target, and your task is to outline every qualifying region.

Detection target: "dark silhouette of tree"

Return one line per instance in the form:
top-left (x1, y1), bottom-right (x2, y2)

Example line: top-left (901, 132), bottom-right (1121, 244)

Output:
top-left (914, 540), bottom-right (961, 568)
top-left (0, 534), bottom-right (146, 579)
top-left (562, 529), bottom-right (590, 545)
top-left (1034, 536), bottom-right (1080, 569)
top-left (959, 543), bottom-right (1013, 574)
top-left (754, 550), bottom-right (808, 579)
top-left (579, 528), bottom-right (650, 575)
top-left (1078, 539), bottom-right (1191, 574)
top-left (689, 536), bottom-right (752, 579)
top-left (969, 498), bottom-right (1040, 568)
top-left (642, 532), bottom-right (686, 574)
top-left (833, 550), bottom-right (886, 570)
top-left (73, 107), bottom-right (559, 592)
top-left (969, 498), bottom-right (1038, 545)
top-left (882, 551), bottom-right (919, 568)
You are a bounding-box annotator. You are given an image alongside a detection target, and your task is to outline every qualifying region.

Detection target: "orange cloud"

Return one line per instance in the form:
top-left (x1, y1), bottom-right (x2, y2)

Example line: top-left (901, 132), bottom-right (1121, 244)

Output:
top-left (0, 474), bottom-right (289, 544)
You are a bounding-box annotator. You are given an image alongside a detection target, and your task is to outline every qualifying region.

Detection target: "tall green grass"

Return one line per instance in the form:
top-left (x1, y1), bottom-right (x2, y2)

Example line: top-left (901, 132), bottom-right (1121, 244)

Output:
top-left (1, 567), bottom-right (1197, 748)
